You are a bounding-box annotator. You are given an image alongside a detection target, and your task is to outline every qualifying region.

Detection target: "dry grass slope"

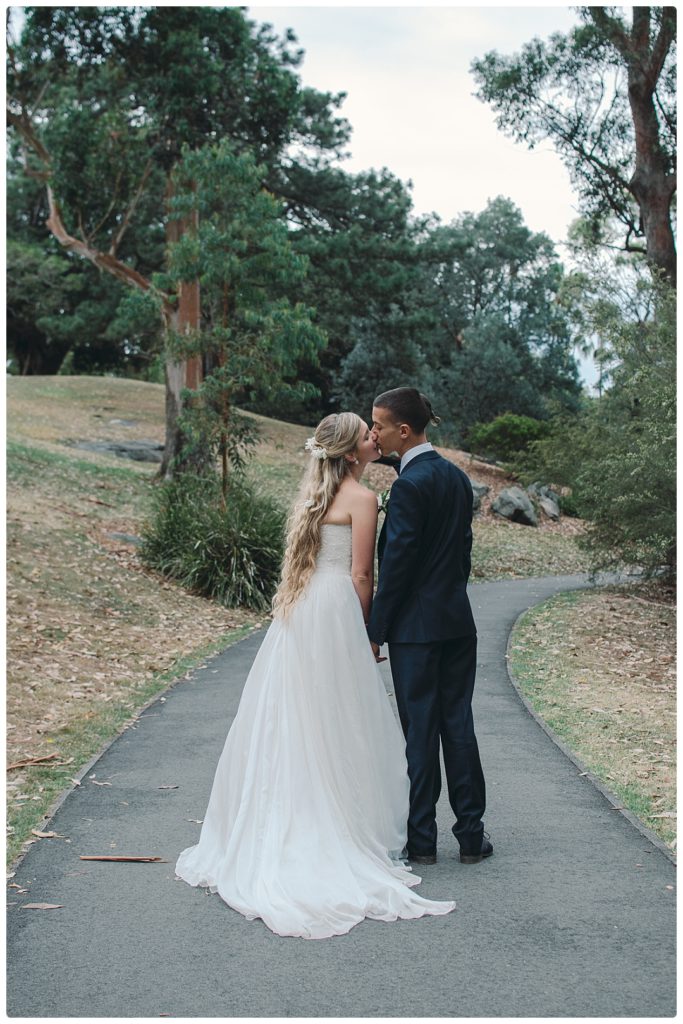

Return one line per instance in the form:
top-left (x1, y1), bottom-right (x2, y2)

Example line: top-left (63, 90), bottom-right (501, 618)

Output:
top-left (509, 584), bottom-right (676, 851)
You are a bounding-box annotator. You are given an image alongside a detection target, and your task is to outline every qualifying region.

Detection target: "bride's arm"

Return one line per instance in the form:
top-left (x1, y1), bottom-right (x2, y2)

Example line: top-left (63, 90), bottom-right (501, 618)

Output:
top-left (349, 489), bottom-right (379, 623)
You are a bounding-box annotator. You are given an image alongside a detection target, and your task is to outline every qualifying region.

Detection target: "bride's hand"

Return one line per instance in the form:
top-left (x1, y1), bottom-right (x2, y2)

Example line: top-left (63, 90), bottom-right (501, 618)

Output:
top-left (371, 641), bottom-right (387, 664)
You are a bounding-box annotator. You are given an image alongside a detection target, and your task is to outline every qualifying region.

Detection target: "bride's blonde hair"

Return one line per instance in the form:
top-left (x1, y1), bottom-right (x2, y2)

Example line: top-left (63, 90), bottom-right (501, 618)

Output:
top-left (272, 412), bottom-right (364, 618)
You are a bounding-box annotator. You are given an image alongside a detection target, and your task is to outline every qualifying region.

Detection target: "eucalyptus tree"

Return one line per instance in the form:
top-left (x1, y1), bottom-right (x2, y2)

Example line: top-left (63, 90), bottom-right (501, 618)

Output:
top-left (472, 7), bottom-right (676, 285)
top-left (162, 141), bottom-right (326, 494)
top-left (6, 5), bottom-right (348, 472)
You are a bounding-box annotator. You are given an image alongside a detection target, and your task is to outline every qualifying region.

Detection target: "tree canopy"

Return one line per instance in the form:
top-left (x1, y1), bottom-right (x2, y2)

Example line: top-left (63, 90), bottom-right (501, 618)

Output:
top-left (472, 6), bottom-right (677, 284)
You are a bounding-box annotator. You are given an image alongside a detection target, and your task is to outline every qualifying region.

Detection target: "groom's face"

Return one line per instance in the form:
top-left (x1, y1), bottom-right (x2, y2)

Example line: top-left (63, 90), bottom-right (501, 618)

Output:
top-left (371, 405), bottom-right (407, 457)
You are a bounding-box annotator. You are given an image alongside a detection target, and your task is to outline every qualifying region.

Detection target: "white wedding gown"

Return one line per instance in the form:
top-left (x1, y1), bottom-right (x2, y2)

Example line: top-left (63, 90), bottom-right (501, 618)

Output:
top-left (175, 524), bottom-right (456, 938)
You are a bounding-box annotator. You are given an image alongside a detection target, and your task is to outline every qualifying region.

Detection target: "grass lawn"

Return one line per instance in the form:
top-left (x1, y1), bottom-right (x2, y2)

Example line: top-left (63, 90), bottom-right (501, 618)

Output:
top-left (508, 583), bottom-right (676, 851)
top-left (7, 375), bottom-right (590, 867)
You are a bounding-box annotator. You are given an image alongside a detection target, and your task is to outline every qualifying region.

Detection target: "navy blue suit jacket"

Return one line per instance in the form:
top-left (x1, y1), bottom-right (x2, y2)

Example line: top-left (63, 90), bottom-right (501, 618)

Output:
top-left (367, 450), bottom-right (476, 645)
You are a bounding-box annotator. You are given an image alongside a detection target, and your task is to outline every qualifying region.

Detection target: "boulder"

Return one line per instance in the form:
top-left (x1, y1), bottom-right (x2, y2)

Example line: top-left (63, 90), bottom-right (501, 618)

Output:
top-left (538, 496), bottom-right (561, 521)
top-left (105, 532), bottom-right (143, 546)
top-left (471, 482), bottom-right (490, 513)
top-left (527, 481), bottom-right (561, 505)
top-left (492, 486), bottom-right (538, 526)
top-left (71, 440), bottom-right (163, 463)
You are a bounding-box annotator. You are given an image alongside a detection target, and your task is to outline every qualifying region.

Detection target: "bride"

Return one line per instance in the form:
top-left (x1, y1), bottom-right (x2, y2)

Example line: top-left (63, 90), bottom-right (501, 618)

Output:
top-left (175, 412), bottom-right (456, 938)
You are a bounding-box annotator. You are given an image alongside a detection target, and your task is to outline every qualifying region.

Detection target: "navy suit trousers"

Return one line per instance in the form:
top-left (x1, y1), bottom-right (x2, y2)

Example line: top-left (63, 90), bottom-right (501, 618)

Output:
top-left (388, 635), bottom-right (486, 855)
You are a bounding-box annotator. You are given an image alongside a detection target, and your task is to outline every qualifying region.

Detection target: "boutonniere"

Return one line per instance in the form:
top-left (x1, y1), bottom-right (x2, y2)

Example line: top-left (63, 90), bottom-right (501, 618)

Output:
top-left (377, 489), bottom-right (390, 515)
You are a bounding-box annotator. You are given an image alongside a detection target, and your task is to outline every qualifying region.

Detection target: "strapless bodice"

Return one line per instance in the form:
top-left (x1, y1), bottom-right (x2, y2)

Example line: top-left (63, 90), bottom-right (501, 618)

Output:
top-left (315, 524), bottom-right (352, 574)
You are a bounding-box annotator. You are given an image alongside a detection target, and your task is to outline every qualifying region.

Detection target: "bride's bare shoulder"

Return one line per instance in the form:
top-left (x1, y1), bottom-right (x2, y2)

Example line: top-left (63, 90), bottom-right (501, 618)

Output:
top-left (344, 479), bottom-right (378, 508)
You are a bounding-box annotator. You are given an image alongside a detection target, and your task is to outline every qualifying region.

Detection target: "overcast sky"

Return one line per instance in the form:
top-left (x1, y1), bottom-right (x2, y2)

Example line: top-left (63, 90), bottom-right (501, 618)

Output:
top-left (248, 5), bottom-right (598, 387)
top-left (250, 6), bottom-right (581, 242)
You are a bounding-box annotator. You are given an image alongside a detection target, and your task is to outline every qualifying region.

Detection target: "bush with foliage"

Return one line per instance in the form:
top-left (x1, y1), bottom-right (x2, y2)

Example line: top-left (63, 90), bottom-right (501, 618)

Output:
top-left (468, 413), bottom-right (550, 462)
top-left (141, 473), bottom-right (286, 611)
top-left (524, 278), bottom-right (675, 577)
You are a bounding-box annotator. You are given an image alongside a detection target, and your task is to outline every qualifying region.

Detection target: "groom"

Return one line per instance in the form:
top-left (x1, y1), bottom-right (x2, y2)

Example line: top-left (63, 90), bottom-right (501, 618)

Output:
top-left (367, 387), bottom-right (491, 866)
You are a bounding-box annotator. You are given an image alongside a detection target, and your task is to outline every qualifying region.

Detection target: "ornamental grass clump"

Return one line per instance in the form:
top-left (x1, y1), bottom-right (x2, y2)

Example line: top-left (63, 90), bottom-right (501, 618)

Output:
top-left (141, 473), bottom-right (286, 611)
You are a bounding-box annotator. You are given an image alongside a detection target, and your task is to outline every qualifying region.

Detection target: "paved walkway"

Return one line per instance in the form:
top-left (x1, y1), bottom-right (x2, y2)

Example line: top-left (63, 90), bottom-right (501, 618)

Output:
top-left (7, 575), bottom-right (676, 1017)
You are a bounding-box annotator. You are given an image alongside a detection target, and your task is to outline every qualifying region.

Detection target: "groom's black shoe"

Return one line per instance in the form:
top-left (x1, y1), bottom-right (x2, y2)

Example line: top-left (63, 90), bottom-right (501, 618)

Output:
top-left (408, 850), bottom-right (437, 865)
top-left (459, 833), bottom-right (493, 865)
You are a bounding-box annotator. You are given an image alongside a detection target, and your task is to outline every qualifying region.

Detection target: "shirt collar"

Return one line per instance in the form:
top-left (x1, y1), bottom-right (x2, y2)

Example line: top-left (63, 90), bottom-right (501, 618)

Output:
top-left (400, 442), bottom-right (433, 473)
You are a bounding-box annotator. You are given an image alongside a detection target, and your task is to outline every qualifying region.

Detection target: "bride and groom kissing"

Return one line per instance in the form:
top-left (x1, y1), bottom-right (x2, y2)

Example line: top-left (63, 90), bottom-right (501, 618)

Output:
top-left (176, 386), bottom-right (491, 939)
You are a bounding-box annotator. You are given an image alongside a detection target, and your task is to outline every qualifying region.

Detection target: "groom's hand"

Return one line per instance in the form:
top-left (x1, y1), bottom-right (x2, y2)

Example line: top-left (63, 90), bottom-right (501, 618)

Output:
top-left (371, 641), bottom-right (387, 664)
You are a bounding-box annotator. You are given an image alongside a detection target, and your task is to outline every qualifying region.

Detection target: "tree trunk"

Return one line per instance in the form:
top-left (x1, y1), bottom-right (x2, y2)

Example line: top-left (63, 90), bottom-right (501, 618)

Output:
top-left (591, 7), bottom-right (677, 287)
top-left (628, 53), bottom-right (677, 286)
top-left (159, 175), bottom-right (203, 479)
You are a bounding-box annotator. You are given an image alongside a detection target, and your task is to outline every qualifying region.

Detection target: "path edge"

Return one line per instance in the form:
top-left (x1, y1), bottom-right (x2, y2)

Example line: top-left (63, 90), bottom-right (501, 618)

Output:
top-left (7, 628), bottom-right (265, 875)
top-left (505, 604), bottom-right (676, 866)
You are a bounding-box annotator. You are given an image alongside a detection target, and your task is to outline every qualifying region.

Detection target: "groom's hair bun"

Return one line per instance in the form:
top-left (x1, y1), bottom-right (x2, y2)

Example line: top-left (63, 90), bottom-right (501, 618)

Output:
top-left (373, 387), bottom-right (441, 432)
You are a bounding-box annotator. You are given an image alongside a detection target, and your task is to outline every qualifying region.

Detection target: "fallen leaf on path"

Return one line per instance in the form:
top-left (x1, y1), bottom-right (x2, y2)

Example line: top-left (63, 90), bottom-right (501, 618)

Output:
top-left (22, 903), bottom-right (64, 910)
top-left (79, 855), bottom-right (167, 862)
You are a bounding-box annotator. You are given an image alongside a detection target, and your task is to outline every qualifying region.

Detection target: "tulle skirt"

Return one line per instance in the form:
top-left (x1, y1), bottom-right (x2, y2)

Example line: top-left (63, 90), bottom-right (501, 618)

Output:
top-left (175, 568), bottom-right (456, 938)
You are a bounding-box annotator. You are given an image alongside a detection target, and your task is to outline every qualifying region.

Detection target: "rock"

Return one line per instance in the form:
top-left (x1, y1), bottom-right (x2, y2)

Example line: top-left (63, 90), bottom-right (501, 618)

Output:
top-left (527, 481), bottom-right (561, 504)
top-left (471, 482), bottom-right (490, 513)
top-left (105, 532), bottom-right (143, 547)
top-left (71, 440), bottom-right (163, 463)
top-left (538, 496), bottom-right (560, 521)
top-left (492, 486), bottom-right (538, 527)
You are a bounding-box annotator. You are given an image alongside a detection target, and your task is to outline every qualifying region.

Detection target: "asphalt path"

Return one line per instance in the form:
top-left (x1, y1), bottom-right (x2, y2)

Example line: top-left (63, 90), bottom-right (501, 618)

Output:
top-left (7, 575), bottom-right (676, 1018)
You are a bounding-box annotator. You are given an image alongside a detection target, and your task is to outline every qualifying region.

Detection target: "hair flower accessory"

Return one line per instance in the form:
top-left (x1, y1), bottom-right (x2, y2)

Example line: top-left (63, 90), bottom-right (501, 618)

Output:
top-left (304, 437), bottom-right (328, 460)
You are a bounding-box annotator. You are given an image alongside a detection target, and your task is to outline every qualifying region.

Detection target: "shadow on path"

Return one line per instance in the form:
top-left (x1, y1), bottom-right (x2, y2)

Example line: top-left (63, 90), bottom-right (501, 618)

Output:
top-left (7, 575), bottom-right (676, 1017)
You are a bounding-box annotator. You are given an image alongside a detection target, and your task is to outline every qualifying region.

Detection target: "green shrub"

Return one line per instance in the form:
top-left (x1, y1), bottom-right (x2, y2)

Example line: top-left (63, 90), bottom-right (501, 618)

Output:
top-left (522, 278), bottom-right (676, 577)
top-left (468, 413), bottom-right (550, 462)
top-left (558, 493), bottom-right (580, 518)
top-left (141, 472), bottom-right (286, 610)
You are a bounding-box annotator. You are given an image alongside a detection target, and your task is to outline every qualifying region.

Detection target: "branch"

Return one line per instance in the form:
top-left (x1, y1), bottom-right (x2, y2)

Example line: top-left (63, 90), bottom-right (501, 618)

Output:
top-left (587, 7), bottom-right (632, 58)
top-left (647, 7), bottom-right (677, 86)
top-left (624, 223), bottom-right (647, 254)
top-left (88, 166), bottom-right (125, 242)
top-left (6, 107), bottom-right (52, 171)
top-left (9, 96), bottom-right (173, 317)
top-left (653, 86), bottom-right (676, 137)
top-left (110, 157), bottom-right (154, 256)
top-left (536, 96), bottom-right (632, 194)
top-left (46, 185), bottom-right (174, 316)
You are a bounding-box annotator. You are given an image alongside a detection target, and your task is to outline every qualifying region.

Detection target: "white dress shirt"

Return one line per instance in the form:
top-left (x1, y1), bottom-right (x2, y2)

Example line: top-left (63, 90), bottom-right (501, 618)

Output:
top-left (400, 442), bottom-right (434, 473)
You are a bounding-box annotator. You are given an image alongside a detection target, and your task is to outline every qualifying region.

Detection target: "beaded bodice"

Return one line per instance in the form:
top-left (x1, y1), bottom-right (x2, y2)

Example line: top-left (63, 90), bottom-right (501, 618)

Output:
top-left (315, 524), bottom-right (352, 574)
